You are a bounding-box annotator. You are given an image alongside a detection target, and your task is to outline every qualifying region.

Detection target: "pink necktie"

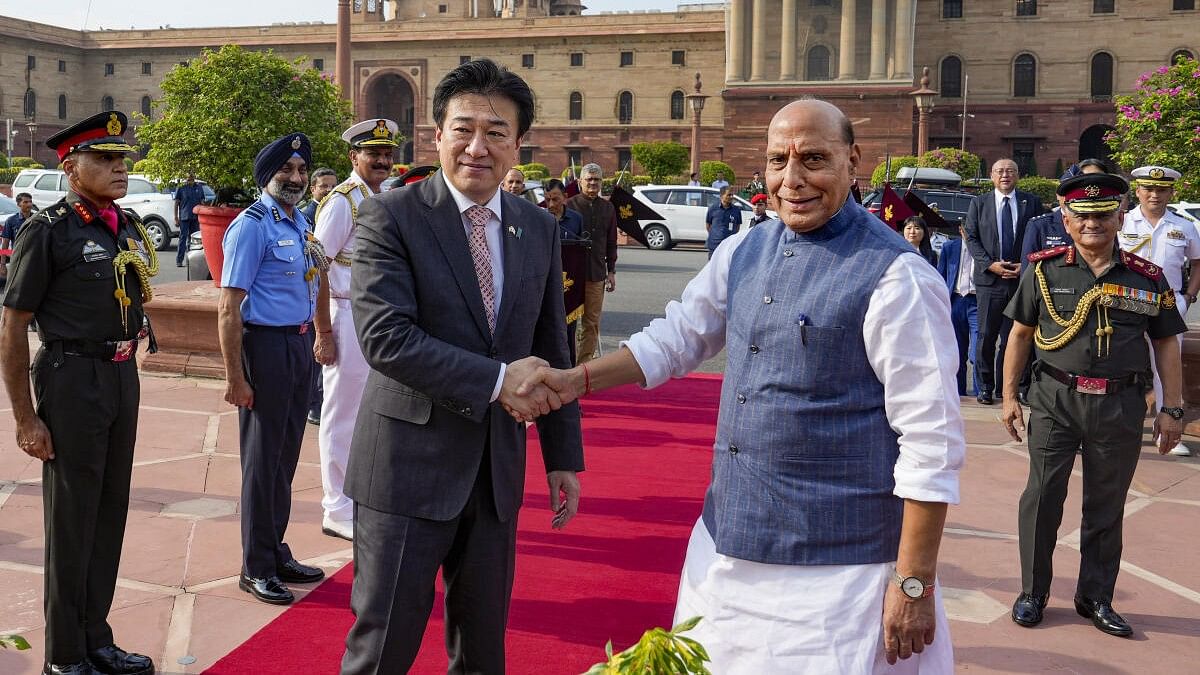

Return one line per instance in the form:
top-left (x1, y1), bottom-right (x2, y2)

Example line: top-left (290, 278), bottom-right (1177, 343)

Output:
top-left (465, 205), bottom-right (496, 333)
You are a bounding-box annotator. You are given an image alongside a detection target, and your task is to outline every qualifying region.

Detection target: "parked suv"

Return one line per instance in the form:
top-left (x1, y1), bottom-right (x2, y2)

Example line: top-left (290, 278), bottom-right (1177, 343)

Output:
top-left (861, 187), bottom-right (976, 231)
top-left (631, 185), bottom-right (776, 250)
top-left (9, 169), bottom-right (179, 250)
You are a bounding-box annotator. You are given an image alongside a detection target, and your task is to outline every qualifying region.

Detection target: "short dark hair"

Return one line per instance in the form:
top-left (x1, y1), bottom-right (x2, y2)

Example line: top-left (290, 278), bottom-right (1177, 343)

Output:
top-left (15, 192), bottom-right (32, 202)
top-left (310, 167), bottom-right (336, 186)
top-left (433, 58), bottom-right (535, 138)
top-left (1078, 157), bottom-right (1118, 174)
top-left (545, 178), bottom-right (566, 193)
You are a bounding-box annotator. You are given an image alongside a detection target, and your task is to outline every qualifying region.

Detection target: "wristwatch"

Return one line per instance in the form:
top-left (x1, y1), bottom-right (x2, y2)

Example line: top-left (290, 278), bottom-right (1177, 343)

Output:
top-left (1160, 406), bottom-right (1185, 420)
top-left (891, 568), bottom-right (934, 599)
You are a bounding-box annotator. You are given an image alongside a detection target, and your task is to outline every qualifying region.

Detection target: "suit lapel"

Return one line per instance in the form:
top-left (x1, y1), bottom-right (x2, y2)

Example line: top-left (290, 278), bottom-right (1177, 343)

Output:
top-left (494, 193), bottom-right (527, 335)
top-left (422, 172), bottom-right (493, 341)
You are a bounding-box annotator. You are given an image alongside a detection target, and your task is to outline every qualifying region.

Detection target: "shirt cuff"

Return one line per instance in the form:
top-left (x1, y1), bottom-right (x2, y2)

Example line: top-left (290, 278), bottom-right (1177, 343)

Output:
top-left (622, 333), bottom-right (670, 389)
top-left (489, 362), bottom-right (506, 403)
top-left (893, 465), bottom-right (961, 505)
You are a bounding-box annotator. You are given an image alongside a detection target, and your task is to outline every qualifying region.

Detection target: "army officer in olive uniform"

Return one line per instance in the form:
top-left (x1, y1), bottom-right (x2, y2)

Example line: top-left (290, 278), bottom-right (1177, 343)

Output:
top-left (1001, 172), bottom-right (1186, 639)
top-left (0, 111), bottom-right (157, 675)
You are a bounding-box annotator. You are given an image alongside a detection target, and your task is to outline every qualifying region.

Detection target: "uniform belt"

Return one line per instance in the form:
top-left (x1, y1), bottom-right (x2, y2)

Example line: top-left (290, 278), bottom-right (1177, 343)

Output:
top-left (244, 322), bottom-right (310, 334)
top-left (1036, 362), bottom-right (1141, 395)
top-left (55, 338), bottom-right (139, 362)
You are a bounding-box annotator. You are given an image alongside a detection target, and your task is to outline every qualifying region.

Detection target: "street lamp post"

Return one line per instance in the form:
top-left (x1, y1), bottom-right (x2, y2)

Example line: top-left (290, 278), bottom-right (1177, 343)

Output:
top-left (959, 74), bottom-right (971, 152)
top-left (5, 118), bottom-right (13, 167)
top-left (909, 66), bottom-right (937, 157)
top-left (25, 120), bottom-right (37, 162)
top-left (684, 72), bottom-right (709, 179)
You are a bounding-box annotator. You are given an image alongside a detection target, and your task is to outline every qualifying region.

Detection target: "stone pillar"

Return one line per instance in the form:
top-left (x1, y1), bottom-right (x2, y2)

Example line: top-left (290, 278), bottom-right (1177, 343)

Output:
top-left (838, 0), bottom-right (857, 80)
top-left (779, 0), bottom-right (797, 80)
top-left (893, 0), bottom-right (915, 79)
top-left (750, 0), bottom-right (768, 81)
top-left (336, 0), bottom-right (352, 103)
top-left (869, 0), bottom-right (887, 80)
top-left (728, 0), bottom-right (748, 82)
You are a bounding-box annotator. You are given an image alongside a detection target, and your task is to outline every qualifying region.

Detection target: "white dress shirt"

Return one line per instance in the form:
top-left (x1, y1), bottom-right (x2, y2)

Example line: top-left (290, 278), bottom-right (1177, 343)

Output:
top-left (994, 188), bottom-right (1019, 251)
top-left (955, 242), bottom-right (976, 296)
top-left (314, 170), bottom-right (375, 299)
top-left (441, 171), bottom-right (507, 402)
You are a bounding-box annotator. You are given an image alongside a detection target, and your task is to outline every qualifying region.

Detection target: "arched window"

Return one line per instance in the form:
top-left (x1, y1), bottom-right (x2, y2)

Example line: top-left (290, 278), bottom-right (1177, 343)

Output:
top-left (23, 89), bottom-right (36, 119)
top-left (101, 95), bottom-right (115, 112)
top-left (617, 91), bottom-right (633, 124)
top-left (58, 94), bottom-right (67, 119)
top-left (141, 96), bottom-right (152, 118)
top-left (939, 56), bottom-right (962, 98)
top-left (1171, 49), bottom-right (1195, 64)
top-left (1090, 52), bottom-right (1113, 99)
top-left (807, 45), bottom-right (830, 81)
top-left (568, 91), bottom-right (583, 120)
top-left (670, 90), bottom-right (685, 120)
top-left (1013, 53), bottom-right (1036, 97)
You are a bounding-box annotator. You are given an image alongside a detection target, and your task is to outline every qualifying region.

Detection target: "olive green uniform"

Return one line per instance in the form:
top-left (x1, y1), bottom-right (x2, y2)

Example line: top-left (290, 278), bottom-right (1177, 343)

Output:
top-left (1004, 245), bottom-right (1185, 602)
top-left (2, 191), bottom-right (153, 664)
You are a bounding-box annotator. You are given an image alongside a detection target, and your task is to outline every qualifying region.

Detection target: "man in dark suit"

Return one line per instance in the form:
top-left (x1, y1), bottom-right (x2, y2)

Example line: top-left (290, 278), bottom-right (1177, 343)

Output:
top-left (964, 158), bottom-right (1044, 404)
top-left (339, 59), bottom-right (584, 675)
top-left (937, 226), bottom-right (981, 397)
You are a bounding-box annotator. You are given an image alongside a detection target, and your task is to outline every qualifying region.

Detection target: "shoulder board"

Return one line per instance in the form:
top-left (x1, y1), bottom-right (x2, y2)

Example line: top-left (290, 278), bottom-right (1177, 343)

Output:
top-left (35, 202), bottom-right (72, 227)
top-left (1026, 244), bottom-right (1071, 263)
top-left (121, 208), bottom-right (142, 224)
top-left (332, 182), bottom-right (359, 196)
top-left (1026, 211), bottom-right (1054, 225)
top-left (244, 201), bottom-right (268, 221)
top-left (1119, 249), bottom-right (1164, 281)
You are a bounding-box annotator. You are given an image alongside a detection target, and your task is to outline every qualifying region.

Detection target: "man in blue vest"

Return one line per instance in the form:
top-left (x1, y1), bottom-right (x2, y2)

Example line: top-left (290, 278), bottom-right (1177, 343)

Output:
top-left (517, 99), bottom-right (963, 672)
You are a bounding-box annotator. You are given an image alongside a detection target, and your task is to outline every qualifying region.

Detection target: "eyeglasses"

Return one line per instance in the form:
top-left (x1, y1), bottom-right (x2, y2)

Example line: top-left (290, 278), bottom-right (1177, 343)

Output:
top-left (992, 168), bottom-right (1018, 175)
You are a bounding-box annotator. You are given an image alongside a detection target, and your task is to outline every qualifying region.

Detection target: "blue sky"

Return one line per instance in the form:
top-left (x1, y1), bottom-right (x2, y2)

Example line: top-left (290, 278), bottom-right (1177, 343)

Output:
top-left (1, 0), bottom-right (700, 31)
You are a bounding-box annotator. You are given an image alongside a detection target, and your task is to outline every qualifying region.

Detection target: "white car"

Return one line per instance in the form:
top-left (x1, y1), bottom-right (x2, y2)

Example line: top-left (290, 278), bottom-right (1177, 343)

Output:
top-left (9, 168), bottom-right (179, 250)
top-left (632, 185), bottom-right (776, 250)
top-left (1169, 202), bottom-right (1200, 225)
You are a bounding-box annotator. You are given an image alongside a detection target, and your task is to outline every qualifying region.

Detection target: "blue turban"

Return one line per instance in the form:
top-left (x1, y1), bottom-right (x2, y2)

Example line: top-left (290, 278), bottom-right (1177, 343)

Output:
top-left (254, 133), bottom-right (312, 188)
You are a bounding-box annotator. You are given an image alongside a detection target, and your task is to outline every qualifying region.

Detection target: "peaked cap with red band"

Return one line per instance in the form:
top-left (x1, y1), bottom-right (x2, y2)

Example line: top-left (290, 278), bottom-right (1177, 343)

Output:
top-left (1056, 172), bottom-right (1128, 214)
top-left (46, 111), bottom-right (137, 162)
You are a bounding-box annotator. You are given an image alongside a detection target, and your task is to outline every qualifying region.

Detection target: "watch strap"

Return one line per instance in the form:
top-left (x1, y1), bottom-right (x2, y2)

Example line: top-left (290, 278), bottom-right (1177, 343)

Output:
top-left (1160, 406), bottom-right (1185, 420)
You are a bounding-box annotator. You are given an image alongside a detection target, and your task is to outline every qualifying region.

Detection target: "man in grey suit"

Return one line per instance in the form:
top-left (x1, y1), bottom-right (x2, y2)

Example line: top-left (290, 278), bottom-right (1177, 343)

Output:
top-left (339, 59), bottom-right (584, 674)
top-left (964, 158), bottom-right (1044, 404)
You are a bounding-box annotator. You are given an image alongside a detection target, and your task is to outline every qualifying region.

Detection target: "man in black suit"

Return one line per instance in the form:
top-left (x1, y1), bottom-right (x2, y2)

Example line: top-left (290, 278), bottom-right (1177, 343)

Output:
top-left (964, 158), bottom-right (1044, 404)
top-left (339, 59), bottom-right (584, 675)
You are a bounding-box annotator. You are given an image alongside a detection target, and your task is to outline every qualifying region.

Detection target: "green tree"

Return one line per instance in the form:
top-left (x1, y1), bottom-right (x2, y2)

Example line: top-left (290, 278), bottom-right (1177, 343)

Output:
top-left (918, 148), bottom-right (981, 181)
top-left (869, 156), bottom-right (918, 187)
top-left (135, 45), bottom-right (353, 204)
top-left (1017, 176), bottom-right (1059, 205)
top-left (699, 160), bottom-right (735, 188)
top-left (1108, 56), bottom-right (1200, 200)
top-left (630, 141), bottom-right (690, 183)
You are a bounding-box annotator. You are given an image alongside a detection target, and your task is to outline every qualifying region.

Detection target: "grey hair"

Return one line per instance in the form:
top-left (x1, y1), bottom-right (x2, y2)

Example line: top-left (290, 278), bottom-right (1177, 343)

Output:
top-left (580, 163), bottom-right (603, 178)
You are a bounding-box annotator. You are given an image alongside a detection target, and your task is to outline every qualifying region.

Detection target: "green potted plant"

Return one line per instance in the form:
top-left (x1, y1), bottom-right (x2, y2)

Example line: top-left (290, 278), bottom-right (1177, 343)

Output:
top-left (136, 44), bottom-right (350, 284)
top-left (584, 616), bottom-right (710, 674)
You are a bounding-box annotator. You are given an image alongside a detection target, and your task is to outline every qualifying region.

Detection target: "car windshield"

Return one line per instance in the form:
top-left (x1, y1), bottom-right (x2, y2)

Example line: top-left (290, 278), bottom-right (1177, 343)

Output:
top-left (0, 194), bottom-right (17, 215)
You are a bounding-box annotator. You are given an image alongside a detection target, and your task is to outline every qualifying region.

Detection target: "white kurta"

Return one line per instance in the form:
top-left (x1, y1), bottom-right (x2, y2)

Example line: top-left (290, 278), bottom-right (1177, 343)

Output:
top-left (624, 225), bottom-right (964, 673)
top-left (315, 172), bottom-right (375, 523)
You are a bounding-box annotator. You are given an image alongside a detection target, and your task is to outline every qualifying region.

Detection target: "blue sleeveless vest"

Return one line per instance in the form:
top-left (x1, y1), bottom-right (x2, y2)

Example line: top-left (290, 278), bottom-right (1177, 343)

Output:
top-left (701, 199), bottom-right (916, 565)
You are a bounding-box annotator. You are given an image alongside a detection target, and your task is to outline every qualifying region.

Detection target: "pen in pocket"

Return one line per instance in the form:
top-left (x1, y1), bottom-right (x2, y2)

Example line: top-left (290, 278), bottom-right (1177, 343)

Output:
top-left (797, 313), bottom-right (809, 346)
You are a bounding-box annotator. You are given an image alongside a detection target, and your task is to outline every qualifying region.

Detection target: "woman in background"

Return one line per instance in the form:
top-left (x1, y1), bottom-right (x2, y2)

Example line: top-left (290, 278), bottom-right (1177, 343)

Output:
top-left (902, 215), bottom-right (938, 266)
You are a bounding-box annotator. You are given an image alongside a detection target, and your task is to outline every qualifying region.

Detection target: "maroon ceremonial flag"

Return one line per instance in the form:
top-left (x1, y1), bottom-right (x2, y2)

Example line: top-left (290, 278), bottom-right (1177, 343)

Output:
top-left (902, 190), bottom-right (952, 230)
top-left (607, 185), bottom-right (658, 249)
top-left (560, 239), bottom-right (588, 324)
top-left (878, 184), bottom-right (916, 230)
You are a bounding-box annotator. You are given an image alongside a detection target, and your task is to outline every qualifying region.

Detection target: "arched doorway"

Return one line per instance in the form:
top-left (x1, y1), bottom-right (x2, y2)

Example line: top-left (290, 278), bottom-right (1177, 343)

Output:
top-left (1079, 124), bottom-right (1115, 163)
top-left (363, 73), bottom-right (416, 164)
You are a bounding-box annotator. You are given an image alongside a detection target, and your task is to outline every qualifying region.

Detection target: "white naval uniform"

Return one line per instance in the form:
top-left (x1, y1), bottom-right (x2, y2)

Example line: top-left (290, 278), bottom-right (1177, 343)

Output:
top-left (623, 226), bottom-right (963, 674)
top-left (1119, 206), bottom-right (1200, 408)
top-left (314, 172), bottom-right (375, 524)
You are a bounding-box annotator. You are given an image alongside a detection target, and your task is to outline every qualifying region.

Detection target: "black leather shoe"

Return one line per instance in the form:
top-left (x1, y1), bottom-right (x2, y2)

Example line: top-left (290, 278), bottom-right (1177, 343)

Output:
top-left (1075, 596), bottom-right (1133, 637)
top-left (1011, 592), bottom-right (1047, 627)
top-left (238, 574), bottom-right (294, 605)
top-left (43, 662), bottom-right (100, 675)
top-left (977, 392), bottom-right (994, 405)
top-left (277, 559), bottom-right (325, 584)
top-left (87, 645), bottom-right (154, 675)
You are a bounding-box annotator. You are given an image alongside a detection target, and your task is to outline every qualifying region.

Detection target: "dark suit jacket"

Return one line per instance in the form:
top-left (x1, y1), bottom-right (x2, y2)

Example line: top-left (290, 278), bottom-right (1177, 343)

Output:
top-left (346, 171), bottom-right (584, 523)
top-left (936, 237), bottom-right (964, 296)
top-left (964, 189), bottom-right (1044, 287)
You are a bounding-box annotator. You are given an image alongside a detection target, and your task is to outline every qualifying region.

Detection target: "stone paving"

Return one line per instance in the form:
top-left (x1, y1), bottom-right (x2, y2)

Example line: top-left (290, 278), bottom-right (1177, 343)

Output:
top-left (0, 372), bottom-right (1197, 674)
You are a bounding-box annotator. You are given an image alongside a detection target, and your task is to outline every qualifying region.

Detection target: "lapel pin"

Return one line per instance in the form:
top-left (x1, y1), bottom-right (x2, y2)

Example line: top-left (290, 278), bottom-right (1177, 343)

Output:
top-left (508, 225), bottom-right (522, 239)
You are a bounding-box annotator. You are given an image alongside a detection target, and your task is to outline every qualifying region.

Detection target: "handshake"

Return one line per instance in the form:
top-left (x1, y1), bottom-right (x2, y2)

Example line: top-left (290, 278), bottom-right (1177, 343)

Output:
top-left (498, 356), bottom-right (584, 422)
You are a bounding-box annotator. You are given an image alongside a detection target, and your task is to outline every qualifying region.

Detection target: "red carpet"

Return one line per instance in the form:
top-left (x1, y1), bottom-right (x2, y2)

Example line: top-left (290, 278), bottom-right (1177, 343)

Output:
top-left (205, 375), bottom-right (721, 674)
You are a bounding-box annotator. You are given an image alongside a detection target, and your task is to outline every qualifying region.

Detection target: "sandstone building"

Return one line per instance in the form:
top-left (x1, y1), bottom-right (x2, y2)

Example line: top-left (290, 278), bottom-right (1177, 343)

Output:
top-left (1, 1), bottom-right (1197, 182)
